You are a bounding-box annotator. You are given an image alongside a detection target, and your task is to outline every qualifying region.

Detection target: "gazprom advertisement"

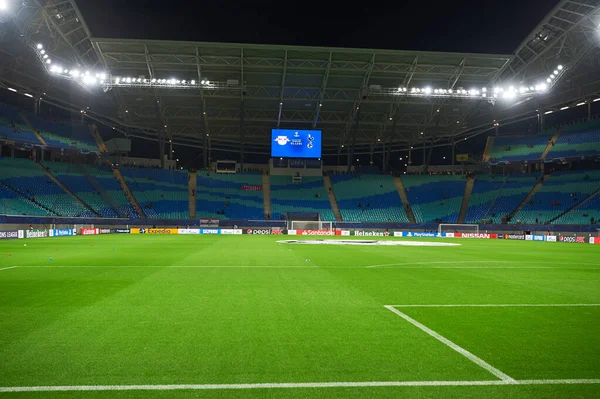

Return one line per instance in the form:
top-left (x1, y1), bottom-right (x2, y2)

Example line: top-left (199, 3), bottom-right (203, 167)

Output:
top-left (271, 129), bottom-right (322, 158)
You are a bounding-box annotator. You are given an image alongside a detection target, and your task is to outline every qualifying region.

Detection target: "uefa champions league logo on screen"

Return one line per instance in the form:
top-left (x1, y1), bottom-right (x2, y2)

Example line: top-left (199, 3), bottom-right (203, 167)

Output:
top-left (307, 134), bottom-right (314, 149)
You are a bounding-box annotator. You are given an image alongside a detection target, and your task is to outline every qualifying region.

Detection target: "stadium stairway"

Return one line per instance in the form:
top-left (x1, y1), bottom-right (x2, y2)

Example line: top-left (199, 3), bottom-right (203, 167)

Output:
top-left (113, 168), bottom-right (147, 219)
top-left (262, 174), bottom-right (272, 218)
top-left (323, 175), bottom-right (342, 222)
top-left (482, 136), bottom-right (494, 162)
top-left (91, 126), bottom-right (108, 153)
top-left (19, 113), bottom-right (47, 146)
top-left (36, 161), bottom-right (100, 217)
top-left (78, 164), bottom-right (124, 217)
top-left (189, 171), bottom-right (197, 220)
top-left (393, 176), bottom-right (416, 223)
top-left (457, 175), bottom-right (475, 223)
top-left (507, 174), bottom-right (550, 222)
top-left (540, 129), bottom-right (561, 160)
top-left (548, 187), bottom-right (600, 224)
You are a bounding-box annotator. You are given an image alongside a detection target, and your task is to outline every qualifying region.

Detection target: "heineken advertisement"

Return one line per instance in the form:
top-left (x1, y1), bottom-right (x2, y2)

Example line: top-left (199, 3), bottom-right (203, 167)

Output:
top-left (25, 229), bottom-right (49, 239)
top-left (351, 230), bottom-right (392, 237)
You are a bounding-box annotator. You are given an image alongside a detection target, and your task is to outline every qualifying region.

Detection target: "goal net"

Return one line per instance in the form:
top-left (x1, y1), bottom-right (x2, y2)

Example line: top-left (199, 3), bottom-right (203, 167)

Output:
top-left (438, 224), bottom-right (479, 234)
top-left (289, 221), bottom-right (333, 231)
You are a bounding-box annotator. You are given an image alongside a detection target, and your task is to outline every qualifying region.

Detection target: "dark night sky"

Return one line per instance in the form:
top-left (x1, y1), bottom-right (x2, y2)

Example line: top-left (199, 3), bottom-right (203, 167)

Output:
top-left (78, 0), bottom-right (559, 53)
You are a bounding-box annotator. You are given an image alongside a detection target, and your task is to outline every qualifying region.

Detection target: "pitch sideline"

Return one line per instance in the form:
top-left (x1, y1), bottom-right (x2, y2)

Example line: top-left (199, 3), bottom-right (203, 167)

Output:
top-left (1, 379), bottom-right (599, 392)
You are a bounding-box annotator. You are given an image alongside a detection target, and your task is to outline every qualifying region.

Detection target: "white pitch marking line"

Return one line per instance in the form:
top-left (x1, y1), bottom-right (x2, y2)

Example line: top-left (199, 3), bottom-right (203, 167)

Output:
top-left (367, 261), bottom-right (599, 269)
top-left (389, 304), bottom-right (600, 308)
top-left (16, 265), bottom-right (321, 269)
top-left (0, 266), bottom-right (19, 271)
top-left (384, 305), bottom-right (516, 383)
top-left (0, 379), bottom-right (599, 392)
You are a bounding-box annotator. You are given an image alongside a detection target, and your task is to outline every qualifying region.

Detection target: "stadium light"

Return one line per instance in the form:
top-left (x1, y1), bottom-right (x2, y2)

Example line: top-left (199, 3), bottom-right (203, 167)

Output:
top-left (46, 59), bottom-right (51, 64)
top-left (560, 106), bottom-right (569, 110)
top-left (24, 93), bottom-right (33, 98)
top-left (36, 43), bottom-right (43, 50)
top-left (557, 65), bottom-right (563, 70)
top-left (577, 102), bottom-right (586, 106)
top-left (191, 80), bottom-right (195, 84)
top-left (7, 87), bottom-right (16, 92)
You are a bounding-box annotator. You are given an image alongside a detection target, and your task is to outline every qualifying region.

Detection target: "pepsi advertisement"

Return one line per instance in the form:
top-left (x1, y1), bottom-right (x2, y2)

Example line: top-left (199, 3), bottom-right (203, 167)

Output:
top-left (271, 129), bottom-right (322, 158)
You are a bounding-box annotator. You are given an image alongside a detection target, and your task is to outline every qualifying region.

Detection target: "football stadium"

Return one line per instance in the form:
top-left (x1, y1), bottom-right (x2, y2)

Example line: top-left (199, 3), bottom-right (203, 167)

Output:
top-left (0, 0), bottom-right (599, 397)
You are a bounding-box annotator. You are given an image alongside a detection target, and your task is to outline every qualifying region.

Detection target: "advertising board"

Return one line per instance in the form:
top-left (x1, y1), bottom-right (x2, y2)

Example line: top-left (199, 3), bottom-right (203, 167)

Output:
top-left (80, 228), bottom-right (99, 235)
top-left (220, 229), bottom-right (243, 235)
top-left (114, 228), bottom-right (131, 234)
top-left (178, 229), bottom-right (200, 235)
top-left (26, 230), bottom-right (48, 238)
top-left (131, 228), bottom-right (178, 234)
top-left (0, 231), bottom-right (19, 240)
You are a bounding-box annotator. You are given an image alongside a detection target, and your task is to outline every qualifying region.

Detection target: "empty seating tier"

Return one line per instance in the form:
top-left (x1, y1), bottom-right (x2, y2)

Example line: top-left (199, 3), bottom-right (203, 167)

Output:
top-left (331, 174), bottom-right (408, 222)
top-left (271, 176), bottom-right (334, 221)
top-left (196, 172), bottom-right (265, 220)
top-left (402, 175), bottom-right (465, 223)
top-left (0, 158), bottom-right (93, 217)
top-left (121, 167), bottom-right (190, 220)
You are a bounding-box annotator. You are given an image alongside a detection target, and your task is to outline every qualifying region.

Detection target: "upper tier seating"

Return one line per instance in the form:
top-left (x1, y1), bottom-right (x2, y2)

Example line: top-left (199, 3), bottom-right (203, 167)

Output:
top-left (0, 158), bottom-right (93, 217)
top-left (553, 193), bottom-right (599, 225)
top-left (270, 176), bottom-right (334, 221)
top-left (196, 172), bottom-right (264, 220)
top-left (23, 113), bottom-right (99, 153)
top-left (489, 133), bottom-right (553, 162)
top-left (546, 120), bottom-right (600, 159)
top-left (121, 167), bottom-right (189, 220)
top-left (0, 183), bottom-right (51, 216)
top-left (0, 105), bottom-right (41, 145)
top-left (43, 161), bottom-right (119, 218)
top-left (402, 175), bottom-right (465, 223)
top-left (88, 165), bottom-right (139, 218)
top-left (513, 170), bottom-right (600, 224)
top-left (331, 174), bottom-right (408, 222)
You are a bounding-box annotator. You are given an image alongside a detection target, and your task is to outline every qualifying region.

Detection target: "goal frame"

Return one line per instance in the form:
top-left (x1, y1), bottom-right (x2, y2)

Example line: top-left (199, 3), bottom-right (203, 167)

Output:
top-left (438, 224), bottom-right (480, 234)
top-left (289, 220), bottom-right (333, 231)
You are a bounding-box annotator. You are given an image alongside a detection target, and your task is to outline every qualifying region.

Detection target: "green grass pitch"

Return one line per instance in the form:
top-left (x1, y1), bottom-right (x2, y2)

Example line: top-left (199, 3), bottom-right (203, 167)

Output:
top-left (0, 235), bottom-right (599, 398)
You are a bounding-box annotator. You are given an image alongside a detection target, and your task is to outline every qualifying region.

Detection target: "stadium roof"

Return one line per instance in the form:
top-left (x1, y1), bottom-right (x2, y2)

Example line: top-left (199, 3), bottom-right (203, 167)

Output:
top-left (1, 0), bottom-right (600, 158)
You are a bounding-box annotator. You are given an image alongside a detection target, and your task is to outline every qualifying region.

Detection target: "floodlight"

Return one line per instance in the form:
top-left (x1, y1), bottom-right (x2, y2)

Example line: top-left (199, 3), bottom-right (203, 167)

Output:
top-left (191, 80), bottom-right (195, 84)
top-left (182, 80), bottom-right (186, 84)
top-left (151, 78), bottom-right (156, 83)
top-left (424, 87), bottom-right (432, 94)
top-left (493, 87), bottom-right (500, 94)
top-left (115, 77), bottom-right (120, 84)
top-left (36, 43), bottom-right (43, 50)
top-left (553, 70), bottom-right (558, 75)
top-left (100, 73), bottom-right (106, 80)
top-left (550, 74), bottom-right (555, 79)
top-left (205, 80), bottom-right (210, 85)
top-left (539, 83), bottom-right (548, 91)
top-left (482, 87), bottom-right (487, 92)
top-left (201, 80), bottom-right (205, 84)
top-left (482, 93), bottom-right (487, 98)
top-left (63, 69), bottom-right (68, 74)
top-left (557, 65), bottom-right (563, 70)
top-left (85, 71), bottom-right (90, 76)
top-left (519, 87), bottom-right (527, 93)
top-left (71, 70), bottom-right (80, 77)
top-left (546, 78), bottom-right (551, 83)
top-left (46, 59), bottom-right (51, 64)
top-left (40, 50), bottom-right (45, 55)
top-left (43, 54), bottom-right (48, 59)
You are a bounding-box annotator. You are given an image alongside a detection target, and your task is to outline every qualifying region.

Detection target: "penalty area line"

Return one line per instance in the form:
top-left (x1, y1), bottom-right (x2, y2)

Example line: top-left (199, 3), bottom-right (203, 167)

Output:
top-left (0, 266), bottom-right (19, 271)
top-left (0, 379), bottom-right (599, 392)
top-left (384, 305), bottom-right (516, 382)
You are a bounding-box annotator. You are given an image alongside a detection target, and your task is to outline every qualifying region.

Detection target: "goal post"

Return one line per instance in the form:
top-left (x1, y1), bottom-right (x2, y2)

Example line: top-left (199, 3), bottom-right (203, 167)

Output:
top-left (438, 224), bottom-right (479, 234)
top-left (289, 220), bottom-right (333, 231)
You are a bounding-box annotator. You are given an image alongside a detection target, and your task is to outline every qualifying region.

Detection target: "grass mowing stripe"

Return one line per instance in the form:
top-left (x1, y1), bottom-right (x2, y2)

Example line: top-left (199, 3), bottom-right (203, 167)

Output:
top-left (384, 305), bottom-right (516, 382)
top-left (390, 304), bottom-right (600, 308)
top-left (1, 379), bottom-right (599, 392)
